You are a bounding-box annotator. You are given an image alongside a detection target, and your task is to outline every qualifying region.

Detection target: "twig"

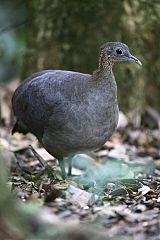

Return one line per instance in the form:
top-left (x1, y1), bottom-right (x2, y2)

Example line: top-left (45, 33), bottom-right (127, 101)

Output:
top-left (29, 145), bottom-right (48, 168)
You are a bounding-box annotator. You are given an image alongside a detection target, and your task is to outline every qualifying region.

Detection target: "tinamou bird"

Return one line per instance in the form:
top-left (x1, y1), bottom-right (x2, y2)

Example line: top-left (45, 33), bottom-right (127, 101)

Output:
top-left (12, 42), bottom-right (141, 179)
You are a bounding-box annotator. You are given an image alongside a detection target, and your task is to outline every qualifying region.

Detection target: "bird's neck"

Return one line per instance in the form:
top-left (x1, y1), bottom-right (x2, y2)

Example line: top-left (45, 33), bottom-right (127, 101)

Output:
top-left (90, 56), bottom-right (115, 86)
top-left (92, 63), bottom-right (115, 86)
top-left (89, 67), bottom-right (117, 108)
top-left (98, 49), bottom-right (114, 70)
top-left (98, 58), bottom-right (114, 71)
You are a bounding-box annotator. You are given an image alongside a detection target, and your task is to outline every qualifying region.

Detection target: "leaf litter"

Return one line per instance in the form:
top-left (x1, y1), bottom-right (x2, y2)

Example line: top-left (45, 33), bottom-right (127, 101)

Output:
top-left (0, 86), bottom-right (160, 239)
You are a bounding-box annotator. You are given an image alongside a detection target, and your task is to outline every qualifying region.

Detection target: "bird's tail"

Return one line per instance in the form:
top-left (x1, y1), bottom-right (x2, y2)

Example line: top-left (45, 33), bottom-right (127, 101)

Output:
top-left (12, 121), bottom-right (29, 135)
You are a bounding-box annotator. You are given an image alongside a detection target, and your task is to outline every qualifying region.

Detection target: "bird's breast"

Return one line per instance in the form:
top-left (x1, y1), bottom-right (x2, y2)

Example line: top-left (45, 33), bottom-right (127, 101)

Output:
top-left (82, 97), bottom-right (119, 142)
top-left (43, 95), bottom-right (119, 155)
top-left (42, 81), bottom-right (119, 157)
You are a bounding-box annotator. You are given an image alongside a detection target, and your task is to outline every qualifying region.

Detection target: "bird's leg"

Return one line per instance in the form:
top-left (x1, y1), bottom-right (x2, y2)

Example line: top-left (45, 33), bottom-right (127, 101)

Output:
top-left (68, 156), bottom-right (73, 176)
top-left (58, 159), bottom-right (67, 179)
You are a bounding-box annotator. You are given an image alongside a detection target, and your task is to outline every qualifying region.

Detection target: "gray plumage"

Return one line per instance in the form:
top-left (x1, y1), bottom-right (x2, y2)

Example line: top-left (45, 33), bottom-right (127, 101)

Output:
top-left (12, 42), bottom-right (141, 176)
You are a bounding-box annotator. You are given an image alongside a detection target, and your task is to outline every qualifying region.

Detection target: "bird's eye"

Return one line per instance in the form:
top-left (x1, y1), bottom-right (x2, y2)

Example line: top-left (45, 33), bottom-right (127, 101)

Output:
top-left (116, 48), bottom-right (123, 55)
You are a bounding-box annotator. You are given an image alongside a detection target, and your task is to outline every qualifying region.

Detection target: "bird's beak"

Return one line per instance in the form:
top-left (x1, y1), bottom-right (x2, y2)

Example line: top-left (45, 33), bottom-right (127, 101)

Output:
top-left (128, 54), bottom-right (142, 66)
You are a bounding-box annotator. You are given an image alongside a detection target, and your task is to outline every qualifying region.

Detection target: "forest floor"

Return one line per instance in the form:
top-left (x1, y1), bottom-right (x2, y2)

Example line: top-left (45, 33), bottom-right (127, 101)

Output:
top-left (0, 82), bottom-right (160, 240)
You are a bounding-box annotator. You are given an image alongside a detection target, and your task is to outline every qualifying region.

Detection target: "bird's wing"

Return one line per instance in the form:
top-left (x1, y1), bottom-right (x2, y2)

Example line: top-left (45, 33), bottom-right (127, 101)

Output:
top-left (12, 70), bottom-right (91, 138)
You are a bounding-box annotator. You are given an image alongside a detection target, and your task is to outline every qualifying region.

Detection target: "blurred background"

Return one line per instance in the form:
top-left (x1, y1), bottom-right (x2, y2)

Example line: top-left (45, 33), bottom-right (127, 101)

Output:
top-left (0, 0), bottom-right (160, 113)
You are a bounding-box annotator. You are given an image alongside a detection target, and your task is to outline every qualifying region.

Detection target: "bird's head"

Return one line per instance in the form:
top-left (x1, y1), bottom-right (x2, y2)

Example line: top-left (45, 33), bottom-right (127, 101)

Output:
top-left (99, 42), bottom-right (142, 69)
